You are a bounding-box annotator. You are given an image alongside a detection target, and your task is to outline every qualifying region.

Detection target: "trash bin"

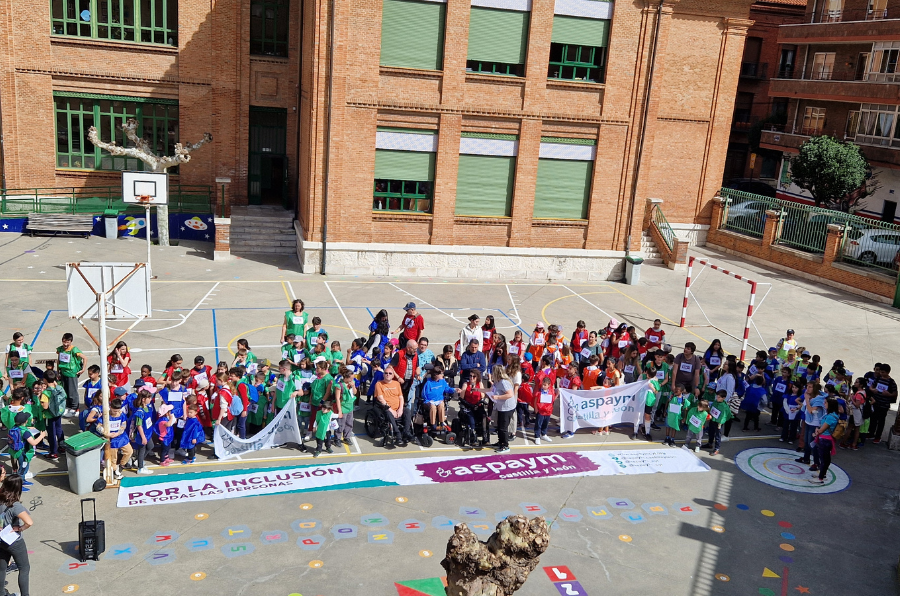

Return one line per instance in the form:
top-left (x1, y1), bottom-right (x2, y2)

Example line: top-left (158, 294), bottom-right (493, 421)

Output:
top-left (103, 209), bottom-right (119, 239)
top-left (624, 255), bottom-right (644, 285)
top-left (64, 432), bottom-right (106, 495)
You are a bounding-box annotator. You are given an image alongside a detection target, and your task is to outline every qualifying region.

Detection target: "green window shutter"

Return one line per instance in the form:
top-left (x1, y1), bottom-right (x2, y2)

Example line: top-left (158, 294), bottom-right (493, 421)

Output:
top-left (551, 15), bottom-right (609, 48)
top-left (467, 7), bottom-right (529, 65)
top-left (374, 150), bottom-right (436, 181)
top-left (533, 159), bottom-right (593, 219)
top-left (380, 0), bottom-right (446, 70)
top-left (455, 155), bottom-right (515, 217)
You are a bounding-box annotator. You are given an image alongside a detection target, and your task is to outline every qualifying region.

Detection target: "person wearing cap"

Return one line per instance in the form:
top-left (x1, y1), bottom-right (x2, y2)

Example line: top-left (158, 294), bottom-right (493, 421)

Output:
top-left (776, 329), bottom-right (797, 361)
top-left (792, 350), bottom-right (813, 381)
top-left (396, 302), bottom-right (425, 346)
top-left (527, 322), bottom-right (548, 362)
top-left (460, 314), bottom-right (483, 354)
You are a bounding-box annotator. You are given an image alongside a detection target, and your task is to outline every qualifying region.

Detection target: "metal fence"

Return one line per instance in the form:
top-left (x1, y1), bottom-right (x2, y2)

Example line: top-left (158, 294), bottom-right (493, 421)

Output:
top-left (650, 203), bottom-right (675, 252)
top-left (719, 187), bottom-right (900, 275)
top-left (0, 185), bottom-right (213, 216)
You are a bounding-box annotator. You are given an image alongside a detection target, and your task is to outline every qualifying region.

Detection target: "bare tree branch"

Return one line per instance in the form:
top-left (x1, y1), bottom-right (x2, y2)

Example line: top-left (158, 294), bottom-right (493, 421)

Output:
top-left (180, 133), bottom-right (214, 155)
top-left (120, 118), bottom-right (156, 157)
top-left (87, 126), bottom-right (160, 169)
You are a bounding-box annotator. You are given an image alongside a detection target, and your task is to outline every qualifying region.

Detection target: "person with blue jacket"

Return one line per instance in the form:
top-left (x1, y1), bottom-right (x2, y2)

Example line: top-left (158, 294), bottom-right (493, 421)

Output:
top-left (179, 405), bottom-right (206, 465)
top-left (102, 398), bottom-right (132, 480)
top-left (458, 340), bottom-right (487, 388)
top-left (740, 375), bottom-right (767, 432)
top-left (421, 366), bottom-right (454, 432)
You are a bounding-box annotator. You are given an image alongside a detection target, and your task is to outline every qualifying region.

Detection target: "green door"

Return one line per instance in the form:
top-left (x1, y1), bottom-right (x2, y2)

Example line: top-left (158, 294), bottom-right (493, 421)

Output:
top-left (249, 107), bottom-right (289, 207)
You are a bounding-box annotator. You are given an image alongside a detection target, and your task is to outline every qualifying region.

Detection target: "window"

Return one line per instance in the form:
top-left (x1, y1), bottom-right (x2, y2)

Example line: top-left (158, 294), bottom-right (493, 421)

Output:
top-left (466, 7), bottom-right (529, 77)
top-left (373, 129), bottom-right (437, 213)
top-left (533, 139), bottom-right (595, 219)
top-left (778, 48), bottom-right (796, 78)
top-left (821, 0), bottom-right (842, 22)
top-left (868, 0), bottom-right (888, 20)
top-left (733, 92), bottom-right (754, 125)
top-left (250, 0), bottom-right (289, 57)
top-left (547, 15), bottom-right (609, 83)
top-left (455, 155), bottom-right (516, 216)
top-left (772, 98), bottom-right (788, 119)
top-left (51, 0), bottom-right (177, 46)
top-left (380, 0), bottom-right (445, 70)
top-left (810, 52), bottom-right (835, 80)
top-left (867, 42), bottom-right (900, 83)
top-left (855, 52), bottom-right (870, 80)
top-left (373, 181), bottom-right (433, 213)
top-left (54, 93), bottom-right (178, 171)
top-left (760, 155), bottom-right (778, 180)
top-left (856, 103), bottom-right (897, 146)
top-left (799, 107), bottom-right (825, 135)
top-left (845, 110), bottom-right (860, 139)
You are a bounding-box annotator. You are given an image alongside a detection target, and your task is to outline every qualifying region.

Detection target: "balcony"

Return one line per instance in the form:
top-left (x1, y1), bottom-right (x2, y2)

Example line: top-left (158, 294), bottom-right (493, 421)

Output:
top-left (759, 128), bottom-right (900, 168)
top-left (769, 68), bottom-right (900, 104)
top-left (740, 62), bottom-right (769, 80)
top-left (778, 9), bottom-right (900, 44)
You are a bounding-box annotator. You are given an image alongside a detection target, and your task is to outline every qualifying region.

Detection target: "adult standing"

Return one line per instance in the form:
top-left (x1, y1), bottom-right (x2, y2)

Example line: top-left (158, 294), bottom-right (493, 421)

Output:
top-left (409, 337), bottom-right (435, 412)
top-left (809, 399), bottom-right (840, 484)
top-left (460, 314), bottom-right (482, 354)
top-left (570, 321), bottom-right (589, 367)
top-left (577, 331), bottom-right (603, 375)
top-left (0, 474), bottom-right (31, 596)
top-left (673, 342), bottom-right (702, 396)
top-left (365, 309), bottom-right (391, 355)
top-left (459, 339), bottom-right (487, 388)
top-left (776, 329), bottom-right (797, 361)
top-left (396, 303), bottom-right (425, 346)
top-left (468, 366), bottom-right (516, 453)
top-left (281, 299), bottom-right (308, 343)
top-left (390, 340), bottom-right (421, 403)
top-left (868, 363), bottom-right (897, 444)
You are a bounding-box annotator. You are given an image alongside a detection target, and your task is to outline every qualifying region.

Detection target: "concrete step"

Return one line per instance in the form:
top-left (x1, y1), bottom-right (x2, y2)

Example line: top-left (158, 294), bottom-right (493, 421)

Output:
top-left (231, 220), bottom-right (295, 229)
top-left (231, 239), bottom-right (297, 248)
top-left (230, 229), bottom-right (295, 238)
top-left (232, 246), bottom-right (297, 255)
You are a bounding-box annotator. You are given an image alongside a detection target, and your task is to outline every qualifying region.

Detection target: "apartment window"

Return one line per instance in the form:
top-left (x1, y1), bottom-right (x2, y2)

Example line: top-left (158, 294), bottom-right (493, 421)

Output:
top-left (772, 98), bottom-right (789, 120)
top-left (867, 0), bottom-right (888, 20)
top-left (250, 0), bottom-right (289, 57)
top-left (733, 92), bottom-right (754, 125)
top-left (855, 52), bottom-right (870, 80)
top-left (548, 15), bottom-right (609, 83)
top-left (800, 107), bottom-right (826, 136)
top-left (856, 103), bottom-right (897, 146)
top-left (821, 0), bottom-right (842, 22)
top-left (466, 7), bottom-right (529, 77)
top-left (867, 42), bottom-right (900, 83)
top-left (845, 110), bottom-right (860, 139)
top-left (810, 52), bottom-right (835, 80)
top-left (380, 0), bottom-right (445, 70)
top-left (778, 48), bottom-right (796, 78)
top-left (51, 0), bottom-right (177, 46)
top-left (54, 93), bottom-right (178, 171)
top-left (373, 180), bottom-right (433, 213)
top-left (373, 129), bottom-right (437, 213)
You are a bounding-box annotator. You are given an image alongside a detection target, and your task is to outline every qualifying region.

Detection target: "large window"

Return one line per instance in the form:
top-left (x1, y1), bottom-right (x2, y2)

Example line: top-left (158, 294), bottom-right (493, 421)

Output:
top-left (54, 93), bottom-right (178, 171)
top-left (799, 107), bottom-right (825, 136)
top-left (867, 42), bottom-right (900, 83)
top-left (548, 15), bottom-right (608, 83)
top-left (373, 129), bottom-right (438, 213)
top-left (466, 7), bottom-right (529, 77)
top-left (533, 139), bottom-right (595, 220)
top-left (810, 52), bottom-right (835, 80)
top-left (250, 0), bottom-right (290, 57)
top-left (856, 103), bottom-right (898, 147)
top-left (380, 0), bottom-right (445, 70)
top-left (51, 0), bottom-right (177, 46)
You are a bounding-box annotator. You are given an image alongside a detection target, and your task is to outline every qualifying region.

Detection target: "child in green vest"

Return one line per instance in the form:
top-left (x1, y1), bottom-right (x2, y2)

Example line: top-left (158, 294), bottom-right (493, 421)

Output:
top-left (9, 411), bottom-right (45, 485)
top-left (4, 351), bottom-right (36, 390)
top-left (305, 317), bottom-right (325, 348)
top-left (705, 389), bottom-right (733, 455)
top-left (313, 401), bottom-right (335, 457)
top-left (56, 332), bottom-right (85, 417)
top-left (247, 371), bottom-right (270, 435)
top-left (683, 399), bottom-right (710, 453)
top-left (665, 384), bottom-right (687, 447)
top-left (41, 370), bottom-right (68, 460)
top-left (1, 388), bottom-right (32, 431)
top-left (334, 367), bottom-right (357, 447)
top-left (329, 341), bottom-right (344, 376)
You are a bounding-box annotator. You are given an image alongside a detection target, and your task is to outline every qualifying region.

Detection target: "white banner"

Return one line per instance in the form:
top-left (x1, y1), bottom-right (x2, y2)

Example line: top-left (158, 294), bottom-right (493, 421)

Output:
top-left (212, 398), bottom-right (303, 461)
top-left (118, 449), bottom-right (709, 507)
top-left (560, 380), bottom-right (652, 433)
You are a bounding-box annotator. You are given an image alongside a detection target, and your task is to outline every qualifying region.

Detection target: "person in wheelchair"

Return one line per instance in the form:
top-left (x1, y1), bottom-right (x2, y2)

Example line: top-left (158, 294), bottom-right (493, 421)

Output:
top-left (420, 363), bottom-right (454, 433)
top-left (373, 366), bottom-right (413, 446)
top-left (458, 368), bottom-right (489, 446)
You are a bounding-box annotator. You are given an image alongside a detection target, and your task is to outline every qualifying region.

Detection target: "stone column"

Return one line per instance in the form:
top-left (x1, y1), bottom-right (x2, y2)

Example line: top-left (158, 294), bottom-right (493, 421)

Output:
top-left (214, 218), bottom-right (231, 261)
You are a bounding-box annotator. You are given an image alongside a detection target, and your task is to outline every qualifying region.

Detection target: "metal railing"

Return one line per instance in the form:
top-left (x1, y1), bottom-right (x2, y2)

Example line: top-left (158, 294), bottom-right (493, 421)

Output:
top-left (650, 203), bottom-right (675, 252)
top-left (840, 214), bottom-right (900, 274)
top-left (0, 185), bottom-right (214, 216)
top-left (740, 62), bottom-right (768, 79)
top-left (720, 188), bottom-right (778, 238)
top-left (810, 6), bottom-right (900, 23)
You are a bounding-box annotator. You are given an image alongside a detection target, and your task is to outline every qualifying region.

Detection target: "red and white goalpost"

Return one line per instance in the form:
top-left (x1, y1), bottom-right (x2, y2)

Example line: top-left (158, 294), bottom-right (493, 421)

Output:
top-left (679, 256), bottom-right (772, 362)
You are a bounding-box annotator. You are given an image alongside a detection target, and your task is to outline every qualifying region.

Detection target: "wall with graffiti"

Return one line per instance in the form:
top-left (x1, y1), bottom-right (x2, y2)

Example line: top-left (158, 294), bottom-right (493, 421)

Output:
top-left (0, 214), bottom-right (215, 241)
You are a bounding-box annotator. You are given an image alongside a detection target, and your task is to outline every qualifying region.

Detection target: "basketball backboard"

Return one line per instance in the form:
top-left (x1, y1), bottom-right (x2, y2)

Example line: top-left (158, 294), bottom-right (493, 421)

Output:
top-left (66, 262), bottom-right (152, 320)
top-left (122, 171), bottom-right (168, 205)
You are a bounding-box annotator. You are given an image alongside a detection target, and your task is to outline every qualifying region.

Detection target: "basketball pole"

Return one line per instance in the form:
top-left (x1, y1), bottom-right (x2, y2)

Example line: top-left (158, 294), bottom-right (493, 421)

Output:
top-left (145, 204), bottom-right (152, 277)
top-left (97, 289), bottom-right (114, 485)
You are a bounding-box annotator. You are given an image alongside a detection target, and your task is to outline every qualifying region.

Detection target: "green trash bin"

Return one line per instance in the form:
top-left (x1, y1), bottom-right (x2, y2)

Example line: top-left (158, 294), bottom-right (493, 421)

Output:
top-left (63, 432), bottom-right (106, 495)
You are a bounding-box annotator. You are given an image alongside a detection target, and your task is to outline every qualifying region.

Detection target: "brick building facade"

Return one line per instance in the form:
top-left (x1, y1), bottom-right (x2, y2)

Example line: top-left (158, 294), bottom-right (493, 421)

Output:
top-left (0, 0), bottom-right (757, 276)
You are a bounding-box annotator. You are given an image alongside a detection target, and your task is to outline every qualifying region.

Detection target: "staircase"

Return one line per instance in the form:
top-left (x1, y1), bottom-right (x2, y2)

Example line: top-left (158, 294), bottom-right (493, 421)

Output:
top-left (639, 231), bottom-right (664, 264)
top-left (228, 205), bottom-right (297, 256)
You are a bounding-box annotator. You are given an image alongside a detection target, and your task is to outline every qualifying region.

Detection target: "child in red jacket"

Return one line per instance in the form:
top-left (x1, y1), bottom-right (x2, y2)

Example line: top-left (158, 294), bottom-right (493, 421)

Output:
top-left (532, 376), bottom-right (556, 446)
top-left (517, 374), bottom-right (533, 434)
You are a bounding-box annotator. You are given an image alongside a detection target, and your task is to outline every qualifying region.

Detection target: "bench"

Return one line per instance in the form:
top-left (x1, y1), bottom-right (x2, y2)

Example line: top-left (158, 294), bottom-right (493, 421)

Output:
top-left (25, 213), bottom-right (94, 238)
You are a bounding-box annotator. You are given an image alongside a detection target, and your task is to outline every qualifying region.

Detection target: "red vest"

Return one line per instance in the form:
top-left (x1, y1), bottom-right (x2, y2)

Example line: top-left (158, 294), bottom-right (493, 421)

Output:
top-left (392, 350), bottom-right (419, 381)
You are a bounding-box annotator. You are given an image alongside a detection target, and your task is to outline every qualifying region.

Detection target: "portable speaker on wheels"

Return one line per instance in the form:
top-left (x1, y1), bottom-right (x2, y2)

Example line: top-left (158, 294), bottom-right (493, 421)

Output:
top-left (78, 498), bottom-right (105, 562)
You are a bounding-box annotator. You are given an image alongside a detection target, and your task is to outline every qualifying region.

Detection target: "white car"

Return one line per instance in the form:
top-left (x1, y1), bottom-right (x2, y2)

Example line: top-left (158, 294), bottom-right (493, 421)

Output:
top-left (844, 229), bottom-right (900, 266)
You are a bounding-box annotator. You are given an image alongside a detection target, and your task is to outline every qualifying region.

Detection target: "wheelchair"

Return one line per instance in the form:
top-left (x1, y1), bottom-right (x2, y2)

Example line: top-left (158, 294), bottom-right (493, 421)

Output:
top-left (449, 398), bottom-right (488, 448)
top-left (364, 403), bottom-right (399, 448)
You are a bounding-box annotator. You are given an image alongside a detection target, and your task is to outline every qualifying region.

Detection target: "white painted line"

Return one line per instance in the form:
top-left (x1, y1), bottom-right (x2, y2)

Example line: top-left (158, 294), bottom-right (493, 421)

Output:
top-left (325, 281), bottom-right (359, 336)
top-left (286, 281), bottom-right (296, 299)
top-left (389, 282), bottom-right (462, 323)
top-left (106, 282), bottom-right (220, 333)
top-left (505, 284), bottom-right (521, 324)
top-left (561, 284), bottom-right (614, 320)
top-left (351, 435), bottom-right (362, 455)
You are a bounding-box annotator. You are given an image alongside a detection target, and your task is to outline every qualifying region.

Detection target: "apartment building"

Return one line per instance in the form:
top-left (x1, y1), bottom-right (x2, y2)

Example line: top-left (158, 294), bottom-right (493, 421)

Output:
top-left (760, 0), bottom-right (900, 222)
top-left (0, 0), bottom-right (757, 275)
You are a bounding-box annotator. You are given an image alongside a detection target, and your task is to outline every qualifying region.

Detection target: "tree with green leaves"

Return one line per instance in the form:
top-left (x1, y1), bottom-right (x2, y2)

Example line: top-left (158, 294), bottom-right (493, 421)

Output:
top-left (789, 136), bottom-right (868, 212)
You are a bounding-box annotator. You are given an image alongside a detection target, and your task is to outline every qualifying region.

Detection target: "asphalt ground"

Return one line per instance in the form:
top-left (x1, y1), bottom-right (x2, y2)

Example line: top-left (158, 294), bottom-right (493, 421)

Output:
top-left (0, 233), bottom-right (898, 596)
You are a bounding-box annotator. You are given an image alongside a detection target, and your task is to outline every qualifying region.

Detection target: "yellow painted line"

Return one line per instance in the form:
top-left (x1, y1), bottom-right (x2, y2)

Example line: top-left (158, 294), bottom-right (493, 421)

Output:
top-left (281, 281), bottom-right (293, 306)
top-left (226, 325), bottom-right (282, 357)
top-left (343, 440), bottom-right (352, 455)
top-left (540, 291), bottom-right (615, 326)
top-left (606, 285), bottom-right (713, 347)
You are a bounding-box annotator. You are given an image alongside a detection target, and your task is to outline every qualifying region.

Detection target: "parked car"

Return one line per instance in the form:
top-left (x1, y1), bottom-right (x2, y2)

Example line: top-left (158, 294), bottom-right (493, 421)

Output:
top-left (724, 199), bottom-right (771, 235)
top-left (780, 211), bottom-right (855, 253)
top-left (844, 229), bottom-right (900, 267)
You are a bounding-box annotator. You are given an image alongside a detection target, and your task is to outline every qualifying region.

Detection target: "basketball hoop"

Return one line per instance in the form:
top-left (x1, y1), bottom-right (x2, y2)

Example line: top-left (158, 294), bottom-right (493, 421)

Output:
top-left (135, 194), bottom-right (153, 205)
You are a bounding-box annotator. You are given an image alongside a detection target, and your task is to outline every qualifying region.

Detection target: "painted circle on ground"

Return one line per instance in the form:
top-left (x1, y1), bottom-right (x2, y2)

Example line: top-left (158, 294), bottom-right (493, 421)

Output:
top-left (618, 535), bottom-right (632, 542)
top-left (194, 513), bottom-right (209, 520)
top-left (288, 593), bottom-right (303, 596)
top-left (62, 585), bottom-right (79, 594)
top-left (761, 510), bottom-right (775, 517)
top-left (299, 503), bottom-right (313, 511)
top-left (735, 448), bottom-right (851, 494)
top-left (779, 556), bottom-right (794, 564)
top-left (190, 572), bottom-right (207, 581)
top-left (309, 560), bottom-right (324, 568)
top-left (779, 544), bottom-right (795, 552)
top-left (711, 525), bottom-right (725, 533)
top-left (713, 503), bottom-right (728, 510)
top-left (778, 521), bottom-right (793, 529)
top-left (396, 497), bottom-right (408, 503)
top-left (419, 550), bottom-right (433, 558)
top-left (736, 504), bottom-right (749, 510)
top-left (781, 532), bottom-right (795, 540)
top-left (715, 574), bottom-right (730, 582)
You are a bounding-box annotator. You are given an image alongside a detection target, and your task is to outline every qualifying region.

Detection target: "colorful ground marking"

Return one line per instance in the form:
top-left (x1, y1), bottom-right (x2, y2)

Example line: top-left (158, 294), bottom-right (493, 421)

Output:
top-left (779, 556), bottom-right (793, 564)
top-left (762, 568), bottom-right (781, 578)
top-left (419, 550), bottom-right (433, 558)
top-left (553, 580), bottom-right (588, 595)
top-left (395, 497), bottom-right (408, 503)
top-left (736, 504), bottom-right (750, 510)
top-left (394, 577), bottom-right (447, 596)
top-left (62, 585), bottom-right (79, 593)
top-left (781, 532), bottom-right (795, 540)
top-left (758, 589), bottom-right (775, 596)
top-left (543, 566), bottom-right (576, 582)
top-left (778, 521), bottom-right (793, 528)
top-left (711, 525), bottom-right (725, 533)
top-left (299, 503), bottom-right (314, 510)
top-left (735, 448), bottom-right (850, 494)
top-left (780, 544), bottom-right (795, 552)
top-left (761, 510), bottom-right (775, 517)
top-left (795, 586), bottom-right (810, 593)
top-left (713, 503), bottom-right (728, 510)
top-left (194, 513), bottom-right (209, 520)
top-left (618, 535), bottom-right (632, 542)
top-left (715, 574), bottom-right (730, 582)
top-left (190, 572), bottom-right (207, 581)
top-left (309, 560), bottom-right (324, 568)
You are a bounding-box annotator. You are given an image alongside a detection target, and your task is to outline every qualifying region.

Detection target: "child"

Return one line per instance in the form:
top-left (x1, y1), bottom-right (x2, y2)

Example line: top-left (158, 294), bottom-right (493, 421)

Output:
top-left (84, 393), bottom-right (104, 437)
top-left (41, 370), bottom-right (67, 460)
top-left (310, 359), bottom-right (334, 424)
top-left (9, 411), bottom-right (45, 487)
top-left (104, 398), bottom-right (132, 479)
top-left (329, 341), bottom-right (344, 376)
top-left (313, 401), bottom-right (335, 457)
top-left (158, 353), bottom-right (183, 385)
top-left (4, 351), bottom-right (36, 390)
top-left (5, 332), bottom-right (32, 368)
top-left (366, 357), bottom-right (384, 405)
top-left (508, 330), bottom-right (525, 359)
top-left (582, 355), bottom-right (602, 390)
top-left (107, 341), bottom-right (132, 389)
top-left (841, 378), bottom-right (865, 450)
top-left (665, 385), bottom-right (687, 446)
top-left (179, 405), bottom-right (205, 465)
top-left (705, 390), bottom-right (732, 455)
top-left (137, 365), bottom-right (155, 390)
top-left (637, 378), bottom-right (660, 442)
top-left (532, 376), bottom-right (555, 445)
top-left (56, 332), bottom-right (85, 417)
top-left (305, 317), bottom-right (325, 348)
top-left (247, 371), bottom-right (270, 435)
top-left (155, 404), bottom-right (177, 466)
top-left (740, 376), bottom-right (766, 432)
top-left (188, 355), bottom-right (212, 385)
top-left (236, 339), bottom-right (257, 365)
top-left (229, 368), bottom-right (251, 439)
top-left (516, 372), bottom-right (532, 433)
top-left (212, 373), bottom-right (236, 433)
top-left (780, 381), bottom-right (803, 444)
top-left (131, 389), bottom-right (155, 475)
top-left (271, 359), bottom-right (303, 423)
top-left (216, 361), bottom-right (229, 376)
top-left (683, 399), bottom-right (710, 452)
top-left (347, 338), bottom-right (369, 378)
top-left (334, 368), bottom-right (358, 446)
top-left (82, 365), bottom-right (102, 410)
top-left (160, 371), bottom-right (187, 444)
top-left (527, 322), bottom-right (548, 362)
top-left (2, 388), bottom-right (33, 432)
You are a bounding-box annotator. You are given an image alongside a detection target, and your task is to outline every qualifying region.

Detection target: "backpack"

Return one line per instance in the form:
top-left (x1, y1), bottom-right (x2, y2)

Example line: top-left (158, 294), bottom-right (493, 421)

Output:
top-left (244, 382), bottom-right (260, 403)
top-left (831, 418), bottom-right (847, 442)
top-left (7, 427), bottom-right (24, 454)
top-left (229, 392), bottom-right (244, 416)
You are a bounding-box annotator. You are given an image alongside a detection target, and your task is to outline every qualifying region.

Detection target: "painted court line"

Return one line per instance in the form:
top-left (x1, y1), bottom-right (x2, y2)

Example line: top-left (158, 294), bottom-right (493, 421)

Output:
top-left (105, 282), bottom-right (220, 333)
top-left (561, 285), bottom-right (614, 320)
top-left (505, 284), bottom-right (522, 324)
top-left (325, 281), bottom-right (359, 335)
top-left (388, 283), bottom-right (460, 323)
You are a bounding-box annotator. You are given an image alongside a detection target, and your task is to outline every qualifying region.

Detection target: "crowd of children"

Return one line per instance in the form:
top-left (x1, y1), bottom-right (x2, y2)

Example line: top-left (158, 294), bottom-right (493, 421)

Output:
top-left (0, 305), bottom-right (895, 482)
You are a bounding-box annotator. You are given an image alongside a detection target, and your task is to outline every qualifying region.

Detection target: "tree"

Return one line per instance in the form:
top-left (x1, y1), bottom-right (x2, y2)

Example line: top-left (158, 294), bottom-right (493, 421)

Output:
top-left (789, 136), bottom-right (868, 212)
top-left (88, 118), bottom-right (212, 246)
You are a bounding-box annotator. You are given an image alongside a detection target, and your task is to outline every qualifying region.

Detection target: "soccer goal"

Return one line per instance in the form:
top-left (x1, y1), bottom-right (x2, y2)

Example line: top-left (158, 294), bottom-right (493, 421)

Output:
top-left (678, 256), bottom-right (772, 362)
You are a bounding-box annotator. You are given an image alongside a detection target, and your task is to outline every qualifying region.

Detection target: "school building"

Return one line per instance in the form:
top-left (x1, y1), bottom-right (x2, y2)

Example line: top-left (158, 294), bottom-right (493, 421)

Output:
top-left (0, 0), bottom-right (758, 276)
